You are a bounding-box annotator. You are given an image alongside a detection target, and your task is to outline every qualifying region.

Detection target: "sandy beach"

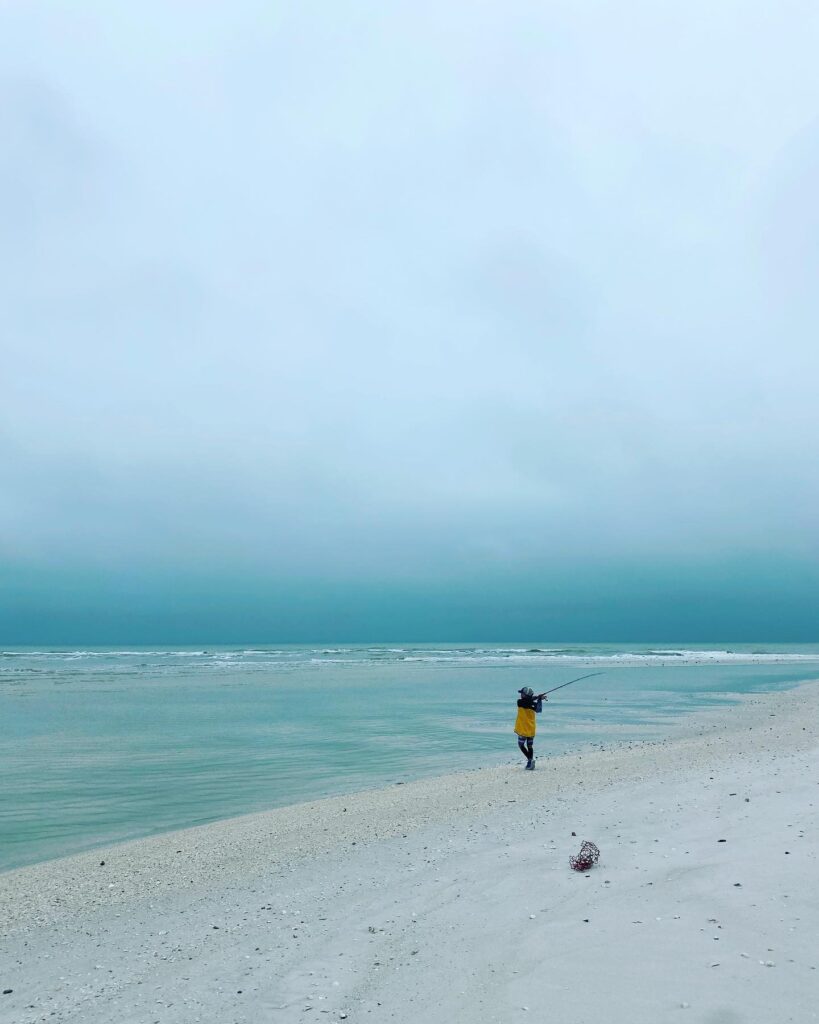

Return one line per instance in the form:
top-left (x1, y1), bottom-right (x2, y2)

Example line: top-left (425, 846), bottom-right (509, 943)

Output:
top-left (2, 683), bottom-right (818, 1024)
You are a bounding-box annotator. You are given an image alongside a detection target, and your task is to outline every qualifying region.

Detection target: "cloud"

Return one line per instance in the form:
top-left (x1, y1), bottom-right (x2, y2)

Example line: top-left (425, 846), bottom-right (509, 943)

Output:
top-left (2, 1), bottom-right (819, 638)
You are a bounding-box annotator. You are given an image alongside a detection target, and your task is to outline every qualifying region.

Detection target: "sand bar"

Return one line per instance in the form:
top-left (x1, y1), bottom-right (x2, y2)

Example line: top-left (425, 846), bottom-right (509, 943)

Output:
top-left (1, 683), bottom-right (818, 1023)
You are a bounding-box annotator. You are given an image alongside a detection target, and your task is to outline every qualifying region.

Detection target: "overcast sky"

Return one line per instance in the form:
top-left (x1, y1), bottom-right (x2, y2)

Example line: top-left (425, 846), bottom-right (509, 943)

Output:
top-left (3, 2), bottom-right (819, 642)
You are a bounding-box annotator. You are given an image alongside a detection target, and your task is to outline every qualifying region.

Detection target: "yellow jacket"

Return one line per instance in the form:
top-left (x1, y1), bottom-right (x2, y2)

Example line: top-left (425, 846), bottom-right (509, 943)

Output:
top-left (514, 706), bottom-right (537, 737)
top-left (514, 695), bottom-right (542, 737)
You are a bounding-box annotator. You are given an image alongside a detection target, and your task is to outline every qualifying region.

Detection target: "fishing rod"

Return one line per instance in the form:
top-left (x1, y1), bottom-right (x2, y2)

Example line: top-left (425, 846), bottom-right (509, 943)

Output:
top-left (534, 671), bottom-right (603, 700)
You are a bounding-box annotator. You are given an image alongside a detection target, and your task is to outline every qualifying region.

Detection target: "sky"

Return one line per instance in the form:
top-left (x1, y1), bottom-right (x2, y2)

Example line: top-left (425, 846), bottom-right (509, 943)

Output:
top-left (2, 1), bottom-right (819, 643)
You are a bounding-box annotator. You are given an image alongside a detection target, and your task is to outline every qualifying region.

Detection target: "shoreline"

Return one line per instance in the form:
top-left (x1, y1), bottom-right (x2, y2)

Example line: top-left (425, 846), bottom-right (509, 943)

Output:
top-left (2, 672), bottom-right (814, 881)
top-left (2, 682), bottom-right (817, 915)
top-left (2, 681), bottom-right (818, 1022)
top-left (5, 654), bottom-right (819, 879)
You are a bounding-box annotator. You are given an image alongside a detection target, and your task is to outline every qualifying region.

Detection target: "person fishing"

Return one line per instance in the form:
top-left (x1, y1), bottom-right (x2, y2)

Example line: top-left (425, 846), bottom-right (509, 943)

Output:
top-left (514, 686), bottom-right (547, 770)
top-left (513, 674), bottom-right (602, 771)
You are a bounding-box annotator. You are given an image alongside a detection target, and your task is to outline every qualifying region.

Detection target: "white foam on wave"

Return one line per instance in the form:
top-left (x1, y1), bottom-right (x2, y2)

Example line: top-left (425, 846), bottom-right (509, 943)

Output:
top-left (4, 647), bottom-right (819, 671)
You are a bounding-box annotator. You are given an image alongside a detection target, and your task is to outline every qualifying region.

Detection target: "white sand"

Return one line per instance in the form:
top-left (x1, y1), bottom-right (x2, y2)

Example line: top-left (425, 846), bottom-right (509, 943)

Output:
top-left (2, 683), bottom-right (818, 1024)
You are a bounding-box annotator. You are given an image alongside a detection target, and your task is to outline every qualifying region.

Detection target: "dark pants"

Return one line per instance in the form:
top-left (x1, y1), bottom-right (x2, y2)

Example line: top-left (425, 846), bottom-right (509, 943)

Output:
top-left (517, 736), bottom-right (534, 761)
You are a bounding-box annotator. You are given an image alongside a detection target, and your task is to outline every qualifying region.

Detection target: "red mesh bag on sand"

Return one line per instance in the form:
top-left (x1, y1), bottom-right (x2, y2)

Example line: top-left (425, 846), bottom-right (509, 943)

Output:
top-left (570, 840), bottom-right (600, 871)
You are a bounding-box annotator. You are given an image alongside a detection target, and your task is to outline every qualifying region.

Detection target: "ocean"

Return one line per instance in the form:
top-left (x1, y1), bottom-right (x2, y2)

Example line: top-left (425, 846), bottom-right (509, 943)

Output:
top-left (2, 642), bottom-right (818, 872)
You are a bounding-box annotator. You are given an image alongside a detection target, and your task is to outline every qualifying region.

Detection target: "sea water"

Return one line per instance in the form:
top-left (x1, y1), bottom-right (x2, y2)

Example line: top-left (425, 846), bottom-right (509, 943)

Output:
top-left (2, 643), bottom-right (819, 872)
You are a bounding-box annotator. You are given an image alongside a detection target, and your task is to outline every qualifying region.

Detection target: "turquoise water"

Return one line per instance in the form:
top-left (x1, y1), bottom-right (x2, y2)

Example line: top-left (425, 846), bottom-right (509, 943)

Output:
top-left (2, 643), bottom-right (819, 872)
